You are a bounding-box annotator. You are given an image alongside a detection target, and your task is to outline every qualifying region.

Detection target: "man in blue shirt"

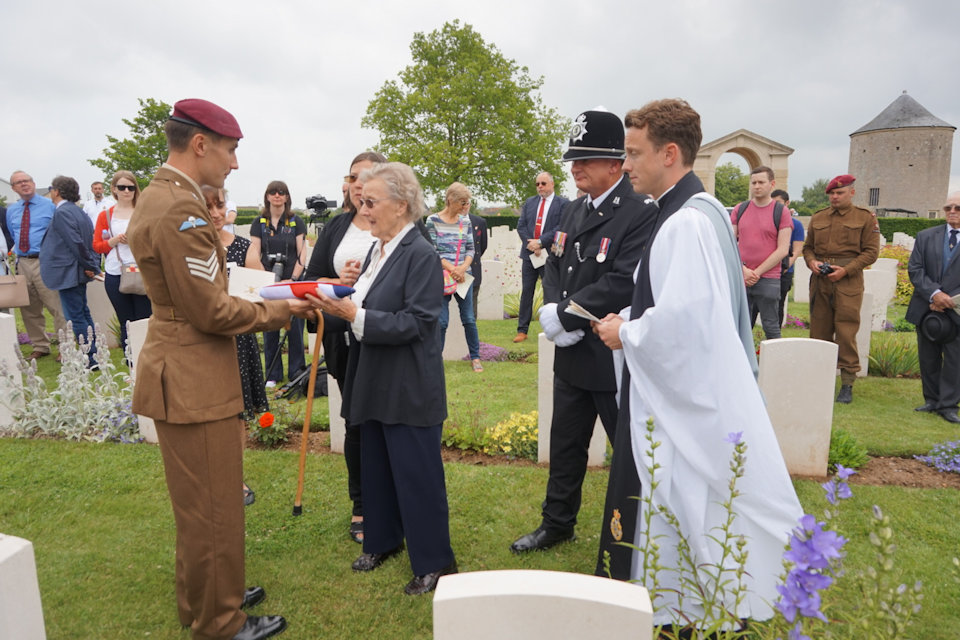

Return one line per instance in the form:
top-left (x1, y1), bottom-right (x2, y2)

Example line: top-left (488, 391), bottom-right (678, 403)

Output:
top-left (772, 189), bottom-right (805, 323)
top-left (7, 171), bottom-right (67, 359)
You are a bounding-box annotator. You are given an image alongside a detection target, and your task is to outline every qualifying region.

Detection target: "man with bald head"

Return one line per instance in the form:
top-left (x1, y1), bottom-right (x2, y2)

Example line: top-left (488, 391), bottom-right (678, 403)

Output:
top-left (906, 191), bottom-right (960, 424)
top-left (6, 170), bottom-right (67, 359)
top-left (514, 171), bottom-right (568, 342)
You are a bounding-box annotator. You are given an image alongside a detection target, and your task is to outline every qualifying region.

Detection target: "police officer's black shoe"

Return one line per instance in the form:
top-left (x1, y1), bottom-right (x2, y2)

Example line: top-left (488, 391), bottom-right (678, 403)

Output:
top-left (510, 525), bottom-right (575, 553)
top-left (232, 615), bottom-right (286, 640)
top-left (914, 402), bottom-right (937, 412)
top-left (836, 385), bottom-right (853, 404)
top-left (937, 409), bottom-right (960, 424)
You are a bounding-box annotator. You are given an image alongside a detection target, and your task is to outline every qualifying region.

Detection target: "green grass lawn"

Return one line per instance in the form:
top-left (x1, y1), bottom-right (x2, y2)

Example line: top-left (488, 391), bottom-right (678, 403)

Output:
top-left (1, 440), bottom-right (958, 639)
top-left (3, 310), bottom-right (960, 638)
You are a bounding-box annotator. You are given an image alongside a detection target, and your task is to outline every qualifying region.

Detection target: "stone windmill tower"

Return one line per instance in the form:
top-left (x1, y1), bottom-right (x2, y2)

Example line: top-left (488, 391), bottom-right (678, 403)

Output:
top-left (848, 91), bottom-right (955, 218)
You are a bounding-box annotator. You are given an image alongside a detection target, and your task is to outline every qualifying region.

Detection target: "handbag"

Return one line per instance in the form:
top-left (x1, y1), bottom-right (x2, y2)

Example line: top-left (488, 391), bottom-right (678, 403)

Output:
top-left (0, 274), bottom-right (29, 308)
top-left (119, 264), bottom-right (146, 295)
top-left (441, 217), bottom-right (464, 296)
top-left (109, 207), bottom-right (147, 296)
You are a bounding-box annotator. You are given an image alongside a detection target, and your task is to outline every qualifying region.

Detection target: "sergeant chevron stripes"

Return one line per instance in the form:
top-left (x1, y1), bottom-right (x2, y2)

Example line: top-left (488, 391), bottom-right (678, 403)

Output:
top-left (185, 251), bottom-right (219, 283)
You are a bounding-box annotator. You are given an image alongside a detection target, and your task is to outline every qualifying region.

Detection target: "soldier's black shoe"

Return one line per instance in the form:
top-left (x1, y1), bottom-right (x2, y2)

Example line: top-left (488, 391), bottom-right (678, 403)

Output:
top-left (938, 409), bottom-right (960, 424)
top-left (914, 402), bottom-right (937, 412)
top-left (510, 526), bottom-right (575, 553)
top-left (242, 586), bottom-right (266, 609)
top-left (836, 385), bottom-right (853, 404)
top-left (232, 615), bottom-right (286, 640)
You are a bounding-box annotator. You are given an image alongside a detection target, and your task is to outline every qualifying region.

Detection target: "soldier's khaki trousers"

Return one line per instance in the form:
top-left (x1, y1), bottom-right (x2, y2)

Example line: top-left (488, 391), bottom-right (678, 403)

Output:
top-left (809, 272), bottom-right (863, 385)
top-left (156, 416), bottom-right (247, 640)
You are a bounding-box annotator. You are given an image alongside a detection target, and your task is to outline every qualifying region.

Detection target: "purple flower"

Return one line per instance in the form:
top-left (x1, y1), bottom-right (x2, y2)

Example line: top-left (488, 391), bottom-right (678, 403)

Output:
top-left (787, 622), bottom-right (812, 640)
top-left (784, 515), bottom-right (846, 570)
top-left (835, 464), bottom-right (856, 480)
top-left (724, 431), bottom-right (743, 444)
top-left (775, 574), bottom-right (826, 622)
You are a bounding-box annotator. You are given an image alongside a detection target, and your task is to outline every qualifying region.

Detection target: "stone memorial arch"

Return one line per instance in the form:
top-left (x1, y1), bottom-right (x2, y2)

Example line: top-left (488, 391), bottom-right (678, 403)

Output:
top-left (694, 129), bottom-right (794, 196)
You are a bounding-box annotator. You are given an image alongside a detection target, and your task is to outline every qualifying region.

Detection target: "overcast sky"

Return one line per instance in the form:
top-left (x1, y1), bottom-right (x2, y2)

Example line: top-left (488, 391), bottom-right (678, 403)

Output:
top-left (2, 0), bottom-right (958, 209)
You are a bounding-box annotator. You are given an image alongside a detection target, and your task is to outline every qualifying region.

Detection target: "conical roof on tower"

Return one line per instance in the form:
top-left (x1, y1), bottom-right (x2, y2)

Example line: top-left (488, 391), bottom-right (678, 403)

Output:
top-left (851, 91), bottom-right (955, 135)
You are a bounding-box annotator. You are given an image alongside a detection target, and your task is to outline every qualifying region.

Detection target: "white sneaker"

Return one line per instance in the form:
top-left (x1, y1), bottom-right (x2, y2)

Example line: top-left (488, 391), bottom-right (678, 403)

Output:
top-left (265, 380), bottom-right (277, 389)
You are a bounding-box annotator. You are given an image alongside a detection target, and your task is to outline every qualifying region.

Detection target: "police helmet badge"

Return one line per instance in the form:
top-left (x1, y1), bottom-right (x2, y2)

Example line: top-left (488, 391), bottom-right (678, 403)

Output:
top-left (570, 113), bottom-right (588, 143)
top-left (562, 107), bottom-right (626, 162)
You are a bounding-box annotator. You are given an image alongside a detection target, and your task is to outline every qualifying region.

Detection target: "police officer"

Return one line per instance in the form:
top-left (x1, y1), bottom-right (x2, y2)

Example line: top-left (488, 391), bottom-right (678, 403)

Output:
top-left (129, 99), bottom-right (311, 640)
top-left (509, 108), bottom-right (658, 553)
top-left (802, 174), bottom-right (879, 404)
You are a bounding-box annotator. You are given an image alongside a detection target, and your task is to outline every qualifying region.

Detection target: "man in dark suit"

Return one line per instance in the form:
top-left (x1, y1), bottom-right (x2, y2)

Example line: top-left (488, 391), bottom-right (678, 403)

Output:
top-left (907, 191), bottom-right (960, 424)
top-left (509, 109), bottom-right (658, 553)
top-left (468, 212), bottom-right (487, 318)
top-left (514, 172), bottom-right (568, 342)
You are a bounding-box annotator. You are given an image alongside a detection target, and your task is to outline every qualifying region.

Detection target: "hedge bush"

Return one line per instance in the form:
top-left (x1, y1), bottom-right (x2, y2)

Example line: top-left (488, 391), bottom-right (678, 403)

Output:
top-left (876, 217), bottom-right (942, 241)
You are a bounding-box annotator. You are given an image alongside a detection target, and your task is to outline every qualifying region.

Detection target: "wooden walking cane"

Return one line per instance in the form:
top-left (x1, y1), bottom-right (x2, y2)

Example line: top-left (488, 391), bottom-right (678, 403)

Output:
top-left (293, 310), bottom-right (323, 516)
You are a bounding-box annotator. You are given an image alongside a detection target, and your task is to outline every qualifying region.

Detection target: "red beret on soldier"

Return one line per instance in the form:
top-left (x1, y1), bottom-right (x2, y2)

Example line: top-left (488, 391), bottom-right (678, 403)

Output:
top-left (168, 98), bottom-right (244, 139)
top-left (825, 174), bottom-right (856, 193)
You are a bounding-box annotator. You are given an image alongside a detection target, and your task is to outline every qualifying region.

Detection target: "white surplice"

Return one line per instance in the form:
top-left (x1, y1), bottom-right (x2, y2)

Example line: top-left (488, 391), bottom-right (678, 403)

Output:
top-left (617, 204), bottom-right (803, 624)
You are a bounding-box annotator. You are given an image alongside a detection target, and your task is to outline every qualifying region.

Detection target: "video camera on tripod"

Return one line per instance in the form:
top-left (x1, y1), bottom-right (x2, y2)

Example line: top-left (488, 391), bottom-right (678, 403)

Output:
top-left (304, 195), bottom-right (338, 234)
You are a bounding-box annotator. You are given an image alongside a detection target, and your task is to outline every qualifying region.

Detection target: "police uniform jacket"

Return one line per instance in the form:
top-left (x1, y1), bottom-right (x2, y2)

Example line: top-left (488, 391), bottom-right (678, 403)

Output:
top-left (801, 203), bottom-right (879, 289)
top-left (128, 166), bottom-right (291, 424)
top-left (543, 175), bottom-right (658, 392)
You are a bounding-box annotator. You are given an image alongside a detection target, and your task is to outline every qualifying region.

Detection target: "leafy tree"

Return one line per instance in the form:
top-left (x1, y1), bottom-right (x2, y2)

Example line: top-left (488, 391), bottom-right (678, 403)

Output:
top-left (794, 178), bottom-right (830, 215)
top-left (362, 20), bottom-right (569, 206)
top-left (713, 162), bottom-right (749, 207)
top-left (89, 98), bottom-right (171, 192)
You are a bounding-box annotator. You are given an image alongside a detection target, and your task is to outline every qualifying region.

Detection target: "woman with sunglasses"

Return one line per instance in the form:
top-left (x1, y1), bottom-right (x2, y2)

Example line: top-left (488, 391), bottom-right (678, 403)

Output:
top-left (92, 170), bottom-right (152, 353)
top-left (249, 180), bottom-right (307, 387)
top-left (304, 151), bottom-right (384, 544)
top-left (426, 182), bottom-right (482, 371)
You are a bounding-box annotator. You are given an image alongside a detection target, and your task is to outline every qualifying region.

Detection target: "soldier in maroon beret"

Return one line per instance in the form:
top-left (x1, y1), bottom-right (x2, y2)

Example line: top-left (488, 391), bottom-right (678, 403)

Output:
top-left (802, 173), bottom-right (879, 403)
top-left (129, 99), bottom-right (310, 639)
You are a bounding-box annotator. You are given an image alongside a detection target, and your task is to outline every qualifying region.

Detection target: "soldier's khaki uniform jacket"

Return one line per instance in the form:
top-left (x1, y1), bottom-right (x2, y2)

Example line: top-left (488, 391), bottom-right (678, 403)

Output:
top-left (128, 165), bottom-right (290, 424)
top-left (802, 203), bottom-right (879, 288)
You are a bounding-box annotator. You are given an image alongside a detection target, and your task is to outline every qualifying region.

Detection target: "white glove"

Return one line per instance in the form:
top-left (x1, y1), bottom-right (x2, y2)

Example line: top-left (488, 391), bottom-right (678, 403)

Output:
top-left (538, 303), bottom-right (563, 339)
top-left (553, 328), bottom-right (585, 348)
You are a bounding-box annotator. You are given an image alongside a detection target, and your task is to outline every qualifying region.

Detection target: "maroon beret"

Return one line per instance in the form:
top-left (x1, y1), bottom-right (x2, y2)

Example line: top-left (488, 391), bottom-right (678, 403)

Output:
top-left (825, 174), bottom-right (855, 193)
top-left (169, 99), bottom-right (243, 139)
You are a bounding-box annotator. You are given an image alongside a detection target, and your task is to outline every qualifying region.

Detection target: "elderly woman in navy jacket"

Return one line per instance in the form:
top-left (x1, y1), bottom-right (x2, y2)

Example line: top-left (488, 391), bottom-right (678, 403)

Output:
top-left (307, 161), bottom-right (457, 596)
top-left (40, 176), bottom-right (101, 365)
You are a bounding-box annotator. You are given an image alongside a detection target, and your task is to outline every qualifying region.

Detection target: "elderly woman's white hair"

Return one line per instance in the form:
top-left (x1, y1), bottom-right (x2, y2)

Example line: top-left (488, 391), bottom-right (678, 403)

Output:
top-left (360, 162), bottom-right (425, 222)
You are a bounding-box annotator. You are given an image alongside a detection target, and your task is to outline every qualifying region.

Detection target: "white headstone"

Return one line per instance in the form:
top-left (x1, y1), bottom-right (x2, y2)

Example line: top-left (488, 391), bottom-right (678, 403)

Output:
top-left (0, 313), bottom-right (22, 428)
top-left (306, 332), bottom-right (344, 453)
top-left (0, 534), bottom-right (47, 640)
top-left (793, 259), bottom-right (810, 303)
top-left (758, 338), bottom-right (838, 476)
top-left (433, 570), bottom-right (653, 640)
top-left (486, 228), bottom-right (522, 295)
top-left (87, 279), bottom-right (119, 348)
top-left (537, 333), bottom-right (607, 466)
top-left (863, 269), bottom-right (897, 331)
top-left (441, 299), bottom-right (470, 361)
top-left (477, 260), bottom-right (505, 320)
top-left (227, 265), bottom-right (275, 302)
top-left (126, 318), bottom-right (157, 443)
top-left (893, 232), bottom-right (915, 251)
top-left (856, 291), bottom-right (873, 377)
top-left (878, 233), bottom-right (887, 247)
top-left (872, 257), bottom-right (898, 274)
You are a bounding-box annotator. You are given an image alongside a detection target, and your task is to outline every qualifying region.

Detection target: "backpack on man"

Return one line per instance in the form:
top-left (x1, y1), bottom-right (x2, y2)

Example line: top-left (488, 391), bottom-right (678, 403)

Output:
top-left (734, 200), bottom-right (791, 270)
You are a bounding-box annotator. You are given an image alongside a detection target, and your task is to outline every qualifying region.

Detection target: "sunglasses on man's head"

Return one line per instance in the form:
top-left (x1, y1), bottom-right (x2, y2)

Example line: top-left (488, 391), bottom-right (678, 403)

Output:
top-left (944, 205), bottom-right (960, 213)
top-left (536, 181), bottom-right (548, 186)
top-left (115, 184), bottom-right (136, 192)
